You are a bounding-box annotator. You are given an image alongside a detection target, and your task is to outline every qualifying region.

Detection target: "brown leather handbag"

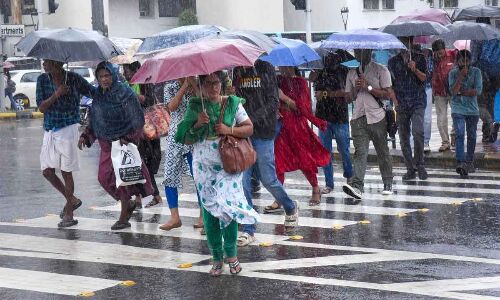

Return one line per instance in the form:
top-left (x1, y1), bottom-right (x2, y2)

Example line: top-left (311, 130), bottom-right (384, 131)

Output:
top-left (218, 97), bottom-right (256, 174)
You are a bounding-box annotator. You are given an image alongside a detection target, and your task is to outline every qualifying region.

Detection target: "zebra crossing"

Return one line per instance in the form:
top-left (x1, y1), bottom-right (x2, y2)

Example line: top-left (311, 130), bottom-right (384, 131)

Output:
top-left (0, 166), bottom-right (499, 299)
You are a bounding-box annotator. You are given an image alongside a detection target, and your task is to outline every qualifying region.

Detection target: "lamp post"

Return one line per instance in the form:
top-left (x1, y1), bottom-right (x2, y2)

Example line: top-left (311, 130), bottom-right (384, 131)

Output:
top-left (341, 7), bottom-right (349, 31)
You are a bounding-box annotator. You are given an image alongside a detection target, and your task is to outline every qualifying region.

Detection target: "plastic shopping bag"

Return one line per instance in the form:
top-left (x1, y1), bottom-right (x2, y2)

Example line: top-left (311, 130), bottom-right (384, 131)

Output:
top-left (111, 140), bottom-right (146, 187)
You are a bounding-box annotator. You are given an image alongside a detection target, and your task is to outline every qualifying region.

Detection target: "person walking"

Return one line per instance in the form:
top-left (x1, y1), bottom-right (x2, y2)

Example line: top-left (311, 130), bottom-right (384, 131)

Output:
top-left (158, 78), bottom-right (204, 231)
top-left (123, 62), bottom-right (162, 209)
top-left (311, 51), bottom-right (354, 194)
top-left (448, 50), bottom-right (483, 178)
top-left (175, 72), bottom-right (260, 276)
top-left (78, 62), bottom-right (154, 230)
top-left (431, 39), bottom-right (456, 152)
top-left (342, 49), bottom-right (394, 199)
top-left (233, 60), bottom-right (299, 247)
top-left (36, 59), bottom-right (93, 228)
top-left (388, 37), bottom-right (428, 180)
top-left (275, 67), bottom-right (330, 205)
top-left (4, 69), bottom-right (19, 111)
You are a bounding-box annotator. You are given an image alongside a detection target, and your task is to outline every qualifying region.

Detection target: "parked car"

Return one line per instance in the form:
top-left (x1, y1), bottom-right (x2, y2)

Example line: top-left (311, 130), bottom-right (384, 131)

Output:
top-left (9, 69), bottom-right (41, 109)
top-left (9, 67), bottom-right (95, 109)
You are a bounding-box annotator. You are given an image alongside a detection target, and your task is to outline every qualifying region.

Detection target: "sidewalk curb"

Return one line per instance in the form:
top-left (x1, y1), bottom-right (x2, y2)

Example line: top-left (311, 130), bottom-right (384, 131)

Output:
top-left (0, 111), bottom-right (43, 119)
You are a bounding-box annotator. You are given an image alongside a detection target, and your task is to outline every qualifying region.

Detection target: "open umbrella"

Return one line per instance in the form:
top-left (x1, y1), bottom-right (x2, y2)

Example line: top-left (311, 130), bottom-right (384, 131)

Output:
top-left (321, 29), bottom-right (406, 50)
top-left (16, 28), bottom-right (122, 62)
top-left (209, 30), bottom-right (278, 53)
top-left (130, 39), bottom-right (264, 84)
top-left (440, 22), bottom-right (500, 42)
top-left (452, 4), bottom-right (500, 21)
top-left (260, 37), bottom-right (321, 66)
top-left (379, 20), bottom-right (450, 37)
top-left (391, 8), bottom-right (451, 25)
top-left (136, 25), bottom-right (226, 55)
top-left (1, 61), bottom-right (15, 69)
top-left (453, 40), bottom-right (471, 51)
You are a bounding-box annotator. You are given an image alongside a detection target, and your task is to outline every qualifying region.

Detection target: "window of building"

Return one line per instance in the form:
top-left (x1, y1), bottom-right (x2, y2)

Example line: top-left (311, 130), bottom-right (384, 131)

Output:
top-left (485, 0), bottom-right (499, 6)
top-left (440, 0), bottom-right (458, 8)
top-left (22, 0), bottom-right (36, 14)
top-left (139, 0), bottom-right (152, 17)
top-left (364, 0), bottom-right (380, 9)
top-left (382, 0), bottom-right (395, 9)
top-left (158, 0), bottom-right (196, 18)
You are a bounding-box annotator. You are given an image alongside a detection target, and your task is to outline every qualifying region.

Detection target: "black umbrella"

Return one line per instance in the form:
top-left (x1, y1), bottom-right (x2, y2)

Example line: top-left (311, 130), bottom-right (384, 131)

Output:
top-left (440, 22), bottom-right (500, 42)
top-left (16, 28), bottom-right (123, 62)
top-left (379, 20), bottom-right (450, 37)
top-left (452, 4), bottom-right (500, 21)
top-left (211, 30), bottom-right (278, 53)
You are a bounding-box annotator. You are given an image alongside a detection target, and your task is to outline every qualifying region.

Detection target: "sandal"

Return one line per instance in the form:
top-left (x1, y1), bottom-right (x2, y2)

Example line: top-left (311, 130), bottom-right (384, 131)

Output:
top-left (57, 219), bottom-right (78, 228)
top-left (145, 197), bottom-right (162, 208)
top-left (284, 200), bottom-right (299, 227)
top-left (320, 186), bottom-right (334, 195)
top-left (59, 200), bottom-right (82, 219)
top-left (264, 202), bottom-right (283, 214)
top-left (193, 223), bottom-right (204, 229)
top-left (228, 259), bottom-right (242, 275)
top-left (200, 227), bottom-right (206, 235)
top-left (209, 262), bottom-right (223, 277)
top-left (309, 191), bottom-right (321, 206)
top-left (159, 220), bottom-right (182, 231)
top-left (111, 221), bottom-right (131, 230)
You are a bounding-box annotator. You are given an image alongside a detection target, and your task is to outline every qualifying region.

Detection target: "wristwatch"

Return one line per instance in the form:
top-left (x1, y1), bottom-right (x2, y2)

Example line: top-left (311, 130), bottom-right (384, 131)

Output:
top-left (367, 85), bottom-right (373, 92)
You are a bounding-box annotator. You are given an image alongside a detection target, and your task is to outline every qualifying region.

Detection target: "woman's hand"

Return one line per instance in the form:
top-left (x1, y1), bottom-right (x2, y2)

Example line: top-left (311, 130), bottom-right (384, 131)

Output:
top-left (215, 123), bottom-right (231, 135)
top-left (193, 111), bottom-right (210, 129)
top-left (77, 136), bottom-right (86, 150)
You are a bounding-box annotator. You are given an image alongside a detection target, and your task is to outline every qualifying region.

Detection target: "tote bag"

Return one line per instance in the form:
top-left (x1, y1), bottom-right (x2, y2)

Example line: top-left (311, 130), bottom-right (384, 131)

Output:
top-left (111, 141), bottom-right (146, 187)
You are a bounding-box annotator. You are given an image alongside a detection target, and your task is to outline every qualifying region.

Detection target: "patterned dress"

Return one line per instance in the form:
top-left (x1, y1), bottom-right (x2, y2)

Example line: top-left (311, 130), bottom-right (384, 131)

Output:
top-left (192, 104), bottom-right (260, 229)
top-left (162, 81), bottom-right (193, 188)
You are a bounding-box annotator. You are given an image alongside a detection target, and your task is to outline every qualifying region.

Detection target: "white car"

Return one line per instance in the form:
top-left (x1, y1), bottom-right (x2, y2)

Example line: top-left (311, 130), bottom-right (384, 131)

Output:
top-left (9, 67), bottom-right (95, 109)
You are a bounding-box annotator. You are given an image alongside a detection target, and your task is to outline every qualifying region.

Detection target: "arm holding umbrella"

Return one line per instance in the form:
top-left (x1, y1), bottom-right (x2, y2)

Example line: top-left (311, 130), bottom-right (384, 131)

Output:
top-left (408, 57), bottom-right (427, 83)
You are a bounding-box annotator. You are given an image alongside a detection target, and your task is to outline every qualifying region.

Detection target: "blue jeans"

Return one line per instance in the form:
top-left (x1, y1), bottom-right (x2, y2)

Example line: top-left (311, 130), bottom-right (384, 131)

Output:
top-left (242, 121), bottom-right (295, 236)
top-left (319, 122), bottom-right (353, 188)
top-left (452, 113), bottom-right (479, 163)
top-left (5, 91), bottom-right (17, 110)
top-left (424, 87), bottom-right (433, 145)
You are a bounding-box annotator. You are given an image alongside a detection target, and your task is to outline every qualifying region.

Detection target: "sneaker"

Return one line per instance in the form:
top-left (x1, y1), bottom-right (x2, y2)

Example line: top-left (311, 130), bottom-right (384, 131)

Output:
top-left (417, 166), bottom-right (428, 180)
top-left (237, 232), bottom-right (256, 247)
top-left (456, 164), bottom-right (468, 179)
top-left (342, 184), bottom-right (362, 199)
top-left (381, 184), bottom-right (393, 195)
top-left (438, 143), bottom-right (450, 152)
top-left (284, 200), bottom-right (299, 227)
top-left (465, 161), bottom-right (476, 174)
top-left (424, 144), bottom-right (431, 153)
top-left (320, 186), bottom-right (334, 194)
top-left (402, 169), bottom-right (416, 180)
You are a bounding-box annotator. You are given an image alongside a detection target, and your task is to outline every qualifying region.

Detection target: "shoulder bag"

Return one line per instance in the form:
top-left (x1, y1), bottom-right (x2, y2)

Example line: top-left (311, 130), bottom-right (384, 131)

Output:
top-left (218, 97), bottom-right (256, 174)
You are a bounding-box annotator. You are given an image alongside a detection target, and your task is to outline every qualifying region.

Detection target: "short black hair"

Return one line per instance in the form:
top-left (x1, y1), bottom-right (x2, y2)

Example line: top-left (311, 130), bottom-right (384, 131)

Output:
top-left (123, 61), bottom-right (141, 72)
top-left (432, 39), bottom-right (446, 52)
top-left (457, 50), bottom-right (471, 61)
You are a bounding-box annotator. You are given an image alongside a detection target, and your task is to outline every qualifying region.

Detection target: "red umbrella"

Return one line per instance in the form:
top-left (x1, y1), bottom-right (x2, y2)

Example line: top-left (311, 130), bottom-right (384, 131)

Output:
top-left (131, 38), bottom-right (265, 84)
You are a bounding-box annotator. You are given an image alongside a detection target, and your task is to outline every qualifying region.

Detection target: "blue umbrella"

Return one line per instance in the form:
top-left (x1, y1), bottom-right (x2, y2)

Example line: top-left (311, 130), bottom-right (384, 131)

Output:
top-left (136, 25), bottom-right (226, 54)
top-left (260, 37), bottom-right (321, 67)
top-left (321, 28), bottom-right (406, 50)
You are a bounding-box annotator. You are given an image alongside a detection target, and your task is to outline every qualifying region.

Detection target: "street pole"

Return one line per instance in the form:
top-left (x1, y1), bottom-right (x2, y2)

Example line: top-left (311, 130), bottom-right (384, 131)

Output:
top-left (37, 0), bottom-right (44, 29)
top-left (305, 0), bottom-right (312, 44)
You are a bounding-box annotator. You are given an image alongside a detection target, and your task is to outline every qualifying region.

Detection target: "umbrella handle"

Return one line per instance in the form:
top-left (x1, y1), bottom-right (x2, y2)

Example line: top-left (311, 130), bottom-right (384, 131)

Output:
top-left (198, 78), bottom-right (205, 111)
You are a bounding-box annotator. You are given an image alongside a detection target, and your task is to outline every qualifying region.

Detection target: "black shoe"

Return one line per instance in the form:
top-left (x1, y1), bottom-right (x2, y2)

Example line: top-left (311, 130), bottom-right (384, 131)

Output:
top-left (58, 219), bottom-right (78, 228)
top-left (381, 184), bottom-right (393, 195)
top-left (111, 221), bottom-right (131, 230)
top-left (456, 165), bottom-right (468, 179)
top-left (417, 167), bottom-right (428, 180)
top-left (342, 184), bottom-right (362, 199)
top-left (402, 169), bottom-right (417, 180)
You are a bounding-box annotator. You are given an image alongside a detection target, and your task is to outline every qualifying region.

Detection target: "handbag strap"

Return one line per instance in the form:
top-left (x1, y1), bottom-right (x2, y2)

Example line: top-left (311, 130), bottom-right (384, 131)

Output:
top-left (217, 96), bottom-right (228, 125)
top-left (355, 67), bottom-right (384, 109)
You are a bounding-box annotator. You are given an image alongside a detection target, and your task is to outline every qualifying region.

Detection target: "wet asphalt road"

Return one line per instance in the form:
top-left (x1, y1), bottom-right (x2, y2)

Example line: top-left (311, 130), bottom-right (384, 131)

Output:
top-left (0, 119), bottom-right (499, 300)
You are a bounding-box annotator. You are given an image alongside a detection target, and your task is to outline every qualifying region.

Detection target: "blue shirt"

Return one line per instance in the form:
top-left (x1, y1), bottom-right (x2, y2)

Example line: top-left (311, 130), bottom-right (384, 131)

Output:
top-left (448, 66), bottom-right (482, 116)
top-left (36, 71), bottom-right (93, 131)
top-left (388, 52), bottom-right (427, 111)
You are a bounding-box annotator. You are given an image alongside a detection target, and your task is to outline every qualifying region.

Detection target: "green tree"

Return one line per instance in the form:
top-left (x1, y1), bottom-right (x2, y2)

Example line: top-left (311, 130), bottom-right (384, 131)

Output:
top-left (178, 9), bottom-right (198, 26)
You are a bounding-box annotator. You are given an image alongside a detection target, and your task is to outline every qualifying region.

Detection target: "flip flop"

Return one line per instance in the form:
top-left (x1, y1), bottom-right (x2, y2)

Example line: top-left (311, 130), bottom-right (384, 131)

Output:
top-left (57, 219), bottom-right (78, 228)
top-left (144, 197), bottom-right (162, 208)
top-left (59, 200), bottom-right (82, 219)
top-left (111, 221), bottom-right (131, 230)
top-left (193, 223), bottom-right (204, 229)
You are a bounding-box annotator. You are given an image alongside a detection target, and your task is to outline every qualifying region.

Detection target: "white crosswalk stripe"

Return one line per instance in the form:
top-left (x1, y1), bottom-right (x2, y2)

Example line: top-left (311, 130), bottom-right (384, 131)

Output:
top-left (1, 167), bottom-right (499, 299)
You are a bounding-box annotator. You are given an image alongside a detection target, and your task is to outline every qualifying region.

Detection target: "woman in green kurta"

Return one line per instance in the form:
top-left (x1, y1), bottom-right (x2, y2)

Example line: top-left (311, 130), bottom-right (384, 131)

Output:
top-left (176, 72), bottom-right (260, 276)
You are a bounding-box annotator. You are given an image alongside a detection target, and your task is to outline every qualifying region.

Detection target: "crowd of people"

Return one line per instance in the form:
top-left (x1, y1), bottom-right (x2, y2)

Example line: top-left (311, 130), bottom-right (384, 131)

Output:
top-left (34, 37), bottom-right (498, 275)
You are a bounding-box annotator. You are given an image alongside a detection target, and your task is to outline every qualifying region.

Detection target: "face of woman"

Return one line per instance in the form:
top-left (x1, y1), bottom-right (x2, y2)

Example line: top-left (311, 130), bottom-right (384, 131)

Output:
top-left (97, 69), bottom-right (113, 89)
top-left (202, 74), bottom-right (222, 100)
top-left (123, 66), bottom-right (135, 82)
top-left (279, 67), bottom-right (295, 77)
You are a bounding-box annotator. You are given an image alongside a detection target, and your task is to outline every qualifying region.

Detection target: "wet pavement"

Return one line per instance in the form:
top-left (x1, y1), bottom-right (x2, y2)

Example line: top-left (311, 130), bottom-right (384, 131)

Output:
top-left (0, 119), bottom-right (499, 300)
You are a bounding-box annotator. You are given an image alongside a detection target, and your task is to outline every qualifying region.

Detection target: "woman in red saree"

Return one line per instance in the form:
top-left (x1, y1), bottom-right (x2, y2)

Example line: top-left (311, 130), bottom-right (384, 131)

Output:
top-left (274, 67), bottom-right (330, 205)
